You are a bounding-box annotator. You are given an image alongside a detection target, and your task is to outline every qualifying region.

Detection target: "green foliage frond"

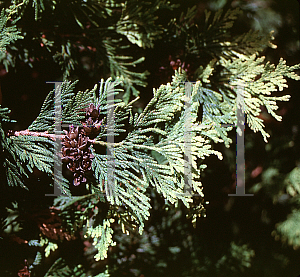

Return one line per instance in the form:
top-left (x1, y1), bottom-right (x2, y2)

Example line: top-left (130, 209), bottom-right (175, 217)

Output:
top-left (28, 80), bottom-right (97, 131)
top-left (53, 194), bottom-right (100, 236)
top-left (285, 167), bottom-right (300, 197)
top-left (0, 106), bottom-right (16, 123)
top-left (10, 135), bottom-right (53, 174)
top-left (273, 209), bottom-right (300, 250)
top-left (13, 0), bottom-right (53, 21)
top-left (116, 0), bottom-right (176, 48)
top-left (27, 88), bottom-right (54, 132)
top-left (200, 8), bottom-right (276, 59)
top-left (40, 236), bottom-right (58, 258)
top-left (170, 7), bottom-right (274, 63)
top-left (31, 72), bottom-right (219, 261)
top-left (85, 218), bottom-right (116, 261)
top-left (53, 41), bottom-right (78, 80)
top-left (94, 268), bottom-right (110, 277)
top-left (223, 55), bottom-right (299, 142)
top-left (215, 242), bottom-right (255, 272)
top-left (2, 135), bottom-right (53, 189)
top-left (4, 158), bottom-right (27, 188)
top-left (104, 38), bottom-right (149, 103)
top-left (52, 194), bottom-right (116, 263)
top-left (194, 54), bottom-right (299, 143)
top-left (15, 0), bottom-right (108, 22)
top-left (91, 73), bottom-right (223, 237)
top-left (1, 133), bottom-right (28, 189)
top-left (0, 1), bottom-right (23, 53)
top-left (91, 149), bottom-right (152, 233)
top-left (3, 0), bottom-right (174, 102)
top-left (44, 257), bottom-right (87, 277)
top-left (193, 81), bottom-right (235, 147)
top-left (1, 1), bottom-right (300, 276)
top-left (1, 105), bottom-right (55, 190)
top-left (94, 77), bottom-right (123, 118)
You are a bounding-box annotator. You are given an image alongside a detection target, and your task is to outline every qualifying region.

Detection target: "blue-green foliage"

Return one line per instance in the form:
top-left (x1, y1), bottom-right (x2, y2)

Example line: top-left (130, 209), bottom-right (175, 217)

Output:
top-left (1, 3), bottom-right (300, 277)
top-left (2, 0), bottom-right (177, 101)
top-left (28, 80), bottom-right (97, 131)
top-left (0, 1), bottom-right (24, 71)
top-left (193, 55), bottom-right (300, 145)
top-left (0, 107), bottom-right (55, 189)
top-left (3, 136), bottom-right (54, 189)
top-left (0, 2), bottom-right (23, 53)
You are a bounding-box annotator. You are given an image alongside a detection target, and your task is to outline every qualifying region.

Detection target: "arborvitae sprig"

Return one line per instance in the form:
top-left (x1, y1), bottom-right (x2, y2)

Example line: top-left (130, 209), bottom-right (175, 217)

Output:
top-left (0, 1), bottom-right (23, 53)
top-left (1, 3), bottom-right (300, 276)
top-left (1, 0), bottom-right (177, 102)
top-left (3, 75), bottom-right (222, 264)
top-left (169, 7), bottom-right (276, 66)
top-left (220, 55), bottom-right (299, 142)
top-left (0, 1), bottom-right (24, 72)
top-left (193, 50), bottom-right (300, 145)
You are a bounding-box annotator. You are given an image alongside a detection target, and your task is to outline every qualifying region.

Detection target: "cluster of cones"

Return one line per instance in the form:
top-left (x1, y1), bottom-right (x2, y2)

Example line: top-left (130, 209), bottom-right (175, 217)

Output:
top-left (61, 104), bottom-right (103, 186)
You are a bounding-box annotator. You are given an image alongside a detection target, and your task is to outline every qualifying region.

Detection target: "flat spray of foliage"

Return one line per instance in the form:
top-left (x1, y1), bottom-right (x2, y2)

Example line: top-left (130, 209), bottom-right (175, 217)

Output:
top-left (0, 1), bottom-right (300, 276)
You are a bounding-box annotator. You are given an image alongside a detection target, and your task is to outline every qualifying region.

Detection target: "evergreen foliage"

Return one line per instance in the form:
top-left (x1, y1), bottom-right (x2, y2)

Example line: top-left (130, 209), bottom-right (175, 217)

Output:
top-left (0, 0), bottom-right (178, 102)
top-left (0, 0), bottom-right (300, 276)
top-left (0, 1), bottom-right (24, 70)
top-left (0, 2), bottom-right (23, 52)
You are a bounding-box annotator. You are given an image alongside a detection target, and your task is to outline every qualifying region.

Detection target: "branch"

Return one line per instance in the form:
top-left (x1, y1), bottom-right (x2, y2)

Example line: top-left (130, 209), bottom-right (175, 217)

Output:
top-left (12, 129), bottom-right (124, 147)
top-left (89, 139), bottom-right (124, 147)
top-left (13, 130), bottom-right (65, 141)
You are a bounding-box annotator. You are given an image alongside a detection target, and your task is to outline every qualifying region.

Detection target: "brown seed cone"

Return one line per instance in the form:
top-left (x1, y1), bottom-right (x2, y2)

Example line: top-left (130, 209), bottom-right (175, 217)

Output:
top-left (81, 103), bottom-right (104, 136)
top-left (61, 125), bottom-right (94, 186)
top-left (85, 103), bottom-right (99, 119)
